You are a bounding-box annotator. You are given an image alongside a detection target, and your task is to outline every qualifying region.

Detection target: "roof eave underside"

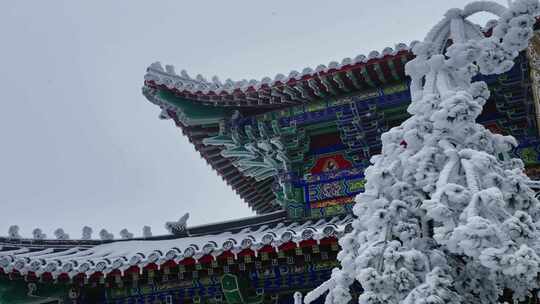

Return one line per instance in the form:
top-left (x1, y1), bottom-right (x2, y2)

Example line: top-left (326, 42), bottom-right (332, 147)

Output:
top-left (172, 117), bottom-right (280, 214)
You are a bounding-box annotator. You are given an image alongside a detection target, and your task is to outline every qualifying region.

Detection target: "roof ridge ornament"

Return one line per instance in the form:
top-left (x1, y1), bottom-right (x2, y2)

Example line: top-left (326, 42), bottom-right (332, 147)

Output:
top-left (142, 41), bottom-right (414, 105)
top-left (165, 212), bottom-right (190, 236)
top-left (0, 215), bottom-right (354, 279)
top-left (8, 225), bottom-right (21, 239)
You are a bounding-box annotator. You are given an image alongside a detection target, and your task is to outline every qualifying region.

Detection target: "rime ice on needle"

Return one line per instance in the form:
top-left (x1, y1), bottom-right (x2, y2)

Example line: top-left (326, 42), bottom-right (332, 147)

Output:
top-left (305, 1), bottom-right (540, 303)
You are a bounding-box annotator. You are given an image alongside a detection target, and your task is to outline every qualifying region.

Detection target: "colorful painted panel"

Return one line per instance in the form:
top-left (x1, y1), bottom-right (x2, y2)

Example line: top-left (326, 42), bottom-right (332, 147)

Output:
top-left (232, 52), bottom-right (540, 219)
top-left (102, 260), bottom-right (341, 303)
top-left (306, 176), bottom-right (365, 202)
top-left (310, 196), bottom-right (355, 209)
top-left (309, 155), bottom-right (352, 175)
top-left (310, 201), bottom-right (355, 218)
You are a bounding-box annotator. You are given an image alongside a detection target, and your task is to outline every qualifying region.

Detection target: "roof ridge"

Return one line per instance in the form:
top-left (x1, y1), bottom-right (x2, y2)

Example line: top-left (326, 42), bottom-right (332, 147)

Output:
top-left (144, 42), bottom-right (415, 96)
top-left (0, 211), bottom-right (288, 243)
top-left (143, 17), bottom-right (514, 101)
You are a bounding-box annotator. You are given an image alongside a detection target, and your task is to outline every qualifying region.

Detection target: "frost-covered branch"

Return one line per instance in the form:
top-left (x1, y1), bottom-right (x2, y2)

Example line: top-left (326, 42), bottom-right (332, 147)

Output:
top-left (307, 1), bottom-right (540, 303)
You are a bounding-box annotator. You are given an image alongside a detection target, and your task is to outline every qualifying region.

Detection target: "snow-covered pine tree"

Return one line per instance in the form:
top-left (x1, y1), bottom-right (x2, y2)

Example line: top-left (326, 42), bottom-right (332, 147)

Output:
top-left (305, 1), bottom-right (540, 303)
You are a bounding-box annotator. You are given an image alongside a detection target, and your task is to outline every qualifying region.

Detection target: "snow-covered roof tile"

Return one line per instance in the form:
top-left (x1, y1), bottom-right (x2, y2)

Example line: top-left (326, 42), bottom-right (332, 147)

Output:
top-left (0, 215), bottom-right (351, 279)
top-left (142, 43), bottom-right (416, 109)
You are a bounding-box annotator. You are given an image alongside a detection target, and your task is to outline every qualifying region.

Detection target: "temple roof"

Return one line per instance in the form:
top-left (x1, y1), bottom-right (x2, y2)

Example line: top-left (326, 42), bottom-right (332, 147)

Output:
top-left (140, 21), bottom-right (524, 214)
top-left (0, 212), bottom-right (351, 280)
top-left (141, 43), bottom-right (423, 214)
top-left (144, 43), bottom-right (413, 109)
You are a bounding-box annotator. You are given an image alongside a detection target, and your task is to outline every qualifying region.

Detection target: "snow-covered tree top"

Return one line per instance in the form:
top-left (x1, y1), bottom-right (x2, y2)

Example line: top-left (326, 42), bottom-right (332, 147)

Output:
top-left (306, 1), bottom-right (540, 303)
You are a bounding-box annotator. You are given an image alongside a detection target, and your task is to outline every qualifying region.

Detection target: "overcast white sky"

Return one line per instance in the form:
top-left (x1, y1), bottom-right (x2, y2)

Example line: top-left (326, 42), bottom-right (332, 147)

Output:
top-left (0, 0), bottom-right (506, 238)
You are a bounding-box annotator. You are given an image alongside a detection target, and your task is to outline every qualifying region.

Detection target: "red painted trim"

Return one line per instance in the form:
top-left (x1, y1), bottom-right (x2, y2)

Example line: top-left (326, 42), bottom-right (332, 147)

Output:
top-left (107, 269), bottom-right (121, 277)
top-left (299, 239), bottom-right (317, 248)
top-left (217, 250), bottom-right (235, 261)
top-left (143, 51), bottom-right (413, 106)
top-left (178, 257), bottom-right (196, 266)
top-left (319, 237), bottom-right (338, 246)
top-left (41, 272), bottom-right (53, 281)
top-left (71, 273), bottom-right (85, 285)
top-left (278, 241), bottom-right (296, 251)
top-left (310, 154), bottom-right (352, 175)
top-left (143, 263), bottom-right (158, 271)
top-left (57, 273), bottom-right (70, 282)
top-left (237, 248), bottom-right (255, 257)
top-left (26, 272), bottom-right (37, 281)
top-left (258, 245), bottom-right (275, 254)
top-left (89, 272), bottom-right (103, 282)
top-left (124, 265), bottom-right (140, 275)
top-left (197, 254), bottom-right (214, 264)
top-left (161, 260), bottom-right (177, 269)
